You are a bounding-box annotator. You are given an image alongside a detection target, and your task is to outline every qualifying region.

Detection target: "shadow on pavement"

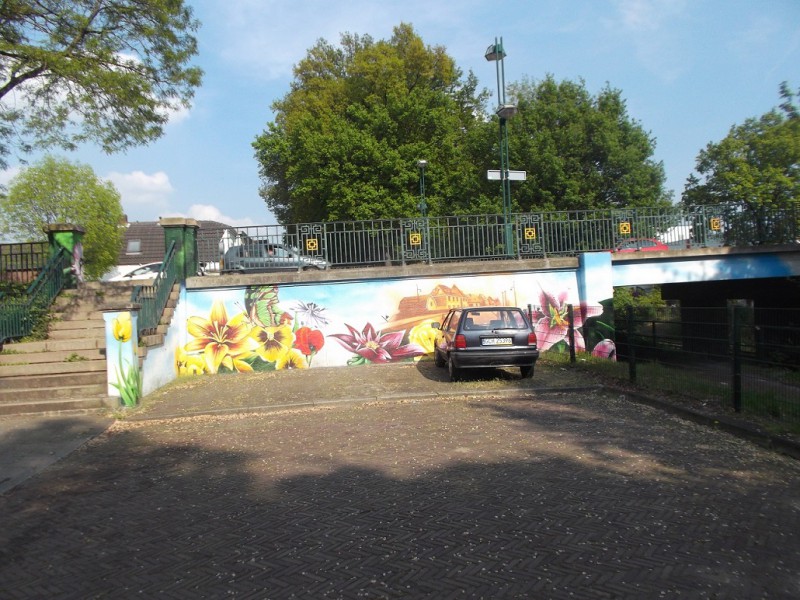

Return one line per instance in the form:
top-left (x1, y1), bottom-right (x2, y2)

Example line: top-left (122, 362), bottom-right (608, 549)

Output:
top-left (1, 395), bottom-right (798, 597)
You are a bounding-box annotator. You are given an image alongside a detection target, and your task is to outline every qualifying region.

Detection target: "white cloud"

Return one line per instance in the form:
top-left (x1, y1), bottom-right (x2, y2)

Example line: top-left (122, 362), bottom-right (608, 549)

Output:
top-left (211, 0), bottom-right (472, 81)
top-left (166, 203), bottom-right (257, 228)
top-left (0, 166), bottom-right (21, 187)
top-left (606, 0), bottom-right (691, 83)
top-left (614, 0), bottom-right (686, 31)
top-left (106, 170), bottom-right (174, 219)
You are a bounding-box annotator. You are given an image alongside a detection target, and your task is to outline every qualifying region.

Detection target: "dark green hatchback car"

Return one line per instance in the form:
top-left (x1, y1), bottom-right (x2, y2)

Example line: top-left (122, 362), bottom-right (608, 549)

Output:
top-left (431, 306), bottom-right (540, 382)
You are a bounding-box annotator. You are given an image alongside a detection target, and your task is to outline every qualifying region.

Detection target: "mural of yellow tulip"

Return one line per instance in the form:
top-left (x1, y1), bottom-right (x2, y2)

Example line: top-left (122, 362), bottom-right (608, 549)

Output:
top-left (112, 312), bottom-right (132, 343)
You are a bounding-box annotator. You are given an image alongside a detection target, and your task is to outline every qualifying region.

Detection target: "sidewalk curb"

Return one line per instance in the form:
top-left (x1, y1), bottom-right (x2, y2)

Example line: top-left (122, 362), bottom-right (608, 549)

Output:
top-left (606, 385), bottom-right (800, 461)
top-left (122, 385), bottom-right (604, 422)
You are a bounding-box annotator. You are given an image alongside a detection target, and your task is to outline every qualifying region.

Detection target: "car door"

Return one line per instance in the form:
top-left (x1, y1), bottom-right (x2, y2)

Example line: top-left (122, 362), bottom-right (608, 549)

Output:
top-left (438, 309), bottom-right (461, 354)
top-left (268, 245), bottom-right (297, 271)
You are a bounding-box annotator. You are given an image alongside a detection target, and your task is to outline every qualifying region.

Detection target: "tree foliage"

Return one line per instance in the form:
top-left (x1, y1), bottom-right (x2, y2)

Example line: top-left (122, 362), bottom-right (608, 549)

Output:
top-left (254, 26), bottom-right (669, 223)
top-left (253, 23), bottom-right (488, 223)
top-left (0, 156), bottom-right (124, 279)
top-left (682, 83), bottom-right (799, 244)
top-left (500, 76), bottom-right (671, 212)
top-left (683, 83), bottom-right (800, 209)
top-left (0, 0), bottom-right (203, 168)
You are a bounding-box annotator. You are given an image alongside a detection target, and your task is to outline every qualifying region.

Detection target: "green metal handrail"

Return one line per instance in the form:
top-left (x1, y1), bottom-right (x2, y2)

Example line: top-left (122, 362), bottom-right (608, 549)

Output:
top-left (0, 247), bottom-right (72, 342)
top-left (132, 241), bottom-right (178, 336)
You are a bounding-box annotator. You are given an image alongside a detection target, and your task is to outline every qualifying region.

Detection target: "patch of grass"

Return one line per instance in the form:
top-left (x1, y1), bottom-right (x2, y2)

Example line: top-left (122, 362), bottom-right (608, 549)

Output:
top-left (64, 353), bottom-right (88, 362)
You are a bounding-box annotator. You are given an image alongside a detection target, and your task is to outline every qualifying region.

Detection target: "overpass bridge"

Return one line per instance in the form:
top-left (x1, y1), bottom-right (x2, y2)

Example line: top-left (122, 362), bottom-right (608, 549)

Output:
top-left (2, 204), bottom-right (797, 405)
top-left (122, 241), bottom-right (794, 396)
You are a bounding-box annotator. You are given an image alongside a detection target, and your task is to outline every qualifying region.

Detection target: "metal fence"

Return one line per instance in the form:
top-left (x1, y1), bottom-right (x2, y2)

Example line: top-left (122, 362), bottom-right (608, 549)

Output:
top-left (132, 241), bottom-right (179, 336)
top-left (0, 241), bottom-right (48, 285)
top-left (196, 203), bottom-right (799, 273)
top-left (0, 247), bottom-right (72, 342)
top-left (610, 305), bottom-right (800, 426)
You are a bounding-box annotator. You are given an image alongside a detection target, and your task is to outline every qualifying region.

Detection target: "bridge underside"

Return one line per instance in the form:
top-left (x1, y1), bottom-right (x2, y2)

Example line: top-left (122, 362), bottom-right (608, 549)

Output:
top-left (662, 277), bottom-right (800, 309)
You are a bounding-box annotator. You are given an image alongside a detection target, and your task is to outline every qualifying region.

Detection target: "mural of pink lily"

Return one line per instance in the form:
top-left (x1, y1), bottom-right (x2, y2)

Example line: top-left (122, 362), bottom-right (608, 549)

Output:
top-left (330, 322), bottom-right (426, 364)
top-left (533, 288), bottom-right (603, 352)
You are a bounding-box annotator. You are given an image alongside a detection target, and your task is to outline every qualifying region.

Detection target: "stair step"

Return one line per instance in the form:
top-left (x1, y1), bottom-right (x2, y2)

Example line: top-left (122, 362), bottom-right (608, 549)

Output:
top-left (51, 306), bottom-right (107, 320)
top-left (54, 287), bottom-right (133, 304)
top-left (49, 318), bottom-right (106, 330)
top-left (2, 337), bottom-right (105, 353)
top-left (0, 397), bottom-right (115, 417)
top-left (47, 326), bottom-right (105, 340)
top-left (0, 348), bottom-right (105, 364)
top-left (0, 382), bottom-right (108, 402)
top-left (0, 359), bottom-right (106, 377)
top-left (1, 370), bottom-right (106, 390)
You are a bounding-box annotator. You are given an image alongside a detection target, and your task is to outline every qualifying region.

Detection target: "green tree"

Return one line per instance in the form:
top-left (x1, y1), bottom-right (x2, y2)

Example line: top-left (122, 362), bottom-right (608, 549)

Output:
top-left (491, 76), bottom-right (671, 213)
top-left (0, 156), bottom-right (124, 279)
top-left (0, 0), bottom-right (202, 168)
top-left (253, 23), bottom-right (488, 223)
top-left (682, 83), bottom-right (800, 244)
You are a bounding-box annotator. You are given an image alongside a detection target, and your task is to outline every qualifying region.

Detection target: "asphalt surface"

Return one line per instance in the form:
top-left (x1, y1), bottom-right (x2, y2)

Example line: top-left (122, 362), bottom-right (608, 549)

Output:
top-left (1, 362), bottom-right (799, 598)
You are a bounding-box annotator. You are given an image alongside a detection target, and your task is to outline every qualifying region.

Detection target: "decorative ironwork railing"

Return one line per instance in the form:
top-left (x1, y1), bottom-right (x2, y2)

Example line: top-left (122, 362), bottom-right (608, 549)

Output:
top-left (198, 203), bottom-right (799, 272)
top-left (0, 241), bottom-right (48, 284)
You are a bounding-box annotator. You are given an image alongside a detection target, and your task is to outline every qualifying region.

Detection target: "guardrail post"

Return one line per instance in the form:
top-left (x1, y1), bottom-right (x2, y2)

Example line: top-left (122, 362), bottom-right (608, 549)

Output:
top-left (627, 307), bottom-right (637, 383)
top-left (567, 303), bottom-right (576, 363)
top-left (732, 305), bottom-right (743, 413)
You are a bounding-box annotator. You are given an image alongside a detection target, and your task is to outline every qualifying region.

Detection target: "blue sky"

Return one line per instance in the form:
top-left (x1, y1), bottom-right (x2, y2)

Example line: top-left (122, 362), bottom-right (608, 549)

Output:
top-left (3, 0), bottom-right (799, 228)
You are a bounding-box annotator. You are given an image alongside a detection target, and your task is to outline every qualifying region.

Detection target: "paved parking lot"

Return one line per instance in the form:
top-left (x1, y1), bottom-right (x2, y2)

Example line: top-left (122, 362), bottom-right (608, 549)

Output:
top-left (1, 380), bottom-right (799, 598)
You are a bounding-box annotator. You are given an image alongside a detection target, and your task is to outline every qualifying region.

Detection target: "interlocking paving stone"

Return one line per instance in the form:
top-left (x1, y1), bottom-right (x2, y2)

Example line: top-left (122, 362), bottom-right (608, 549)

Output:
top-left (1, 391), bottom-right (799, 598)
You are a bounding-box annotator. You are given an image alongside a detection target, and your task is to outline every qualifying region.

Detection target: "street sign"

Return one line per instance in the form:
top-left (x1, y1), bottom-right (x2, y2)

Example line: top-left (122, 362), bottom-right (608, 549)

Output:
top-left (487, 170), bottom-right (527, 181)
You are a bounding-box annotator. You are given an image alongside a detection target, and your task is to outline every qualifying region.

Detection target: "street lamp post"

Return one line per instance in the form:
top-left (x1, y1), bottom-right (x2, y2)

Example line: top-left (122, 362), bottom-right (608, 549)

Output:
top-left (417, 159), bottom-right (428, 218)
top-left (416, 159), bottom-right (432, 263)
top-left (485, 36), bottom-right (517, 256)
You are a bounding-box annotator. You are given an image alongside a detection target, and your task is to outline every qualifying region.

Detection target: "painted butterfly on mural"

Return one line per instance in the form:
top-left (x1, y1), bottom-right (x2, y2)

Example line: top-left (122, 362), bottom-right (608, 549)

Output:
top-left (243, 285), bottom-right (292, 328)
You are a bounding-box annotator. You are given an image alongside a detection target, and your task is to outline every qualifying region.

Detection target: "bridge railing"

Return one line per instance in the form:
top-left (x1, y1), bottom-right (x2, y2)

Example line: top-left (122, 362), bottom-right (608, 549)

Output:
top-left (131, 241), bottom-right (178, 336)
top-left (194, 202), bottom-right (800, 274)
top-left (0, 241), bottom-right (49, 285)
top-left (0, 247), bottom-right (72, 342)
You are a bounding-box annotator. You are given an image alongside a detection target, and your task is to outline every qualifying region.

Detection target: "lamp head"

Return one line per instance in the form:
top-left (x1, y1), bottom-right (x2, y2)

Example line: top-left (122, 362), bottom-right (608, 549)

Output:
top-left (496, 104), bottom-right (518, 119)
top-left (417, 159), bottom-right (428, 169)
top-left (484, 42), bottom-right (506, 62)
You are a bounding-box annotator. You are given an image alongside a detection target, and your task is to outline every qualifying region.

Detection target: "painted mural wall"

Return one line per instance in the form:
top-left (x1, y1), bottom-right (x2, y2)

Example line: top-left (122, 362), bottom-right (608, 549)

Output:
top-left (138, 267), bottom-right (615, 386)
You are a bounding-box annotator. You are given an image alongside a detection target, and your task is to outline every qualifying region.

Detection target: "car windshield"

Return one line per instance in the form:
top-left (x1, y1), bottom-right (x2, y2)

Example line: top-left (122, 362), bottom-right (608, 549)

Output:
top-left (463, 309), bottom-right (527, 330)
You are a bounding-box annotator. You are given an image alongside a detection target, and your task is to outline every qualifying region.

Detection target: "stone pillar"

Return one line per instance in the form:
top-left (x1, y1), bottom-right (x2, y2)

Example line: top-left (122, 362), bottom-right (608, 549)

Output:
top-left (43, 223), bottom-right (86, 284)
top-left (159, 218), bottom-right (199, 280)
top-left (102, 307), bottom-right (142, 407)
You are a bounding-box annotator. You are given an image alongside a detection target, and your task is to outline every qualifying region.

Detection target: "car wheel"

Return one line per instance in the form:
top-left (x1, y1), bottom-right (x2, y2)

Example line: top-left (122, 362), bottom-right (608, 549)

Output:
top-left (434, 348), bottom-right (446, 368)
top-left (520, 365), bottom-right (535, 379)
top-left (448, 357), bottom-right (460, 382)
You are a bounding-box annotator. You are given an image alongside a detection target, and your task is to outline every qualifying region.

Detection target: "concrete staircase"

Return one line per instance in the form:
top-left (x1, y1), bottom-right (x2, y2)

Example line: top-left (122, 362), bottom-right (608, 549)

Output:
top-left (0, 281), bottom-right (174, 417)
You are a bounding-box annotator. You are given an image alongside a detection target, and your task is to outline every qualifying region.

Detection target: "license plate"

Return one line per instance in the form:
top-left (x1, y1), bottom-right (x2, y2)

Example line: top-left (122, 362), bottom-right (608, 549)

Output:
top-left (482, 337), bottom-right (511, 346)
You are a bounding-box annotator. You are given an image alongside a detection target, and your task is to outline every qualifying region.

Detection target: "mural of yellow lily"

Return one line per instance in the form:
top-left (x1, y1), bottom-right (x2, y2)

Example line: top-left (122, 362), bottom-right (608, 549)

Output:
top-left (185, 300), bottom-right (258, 374)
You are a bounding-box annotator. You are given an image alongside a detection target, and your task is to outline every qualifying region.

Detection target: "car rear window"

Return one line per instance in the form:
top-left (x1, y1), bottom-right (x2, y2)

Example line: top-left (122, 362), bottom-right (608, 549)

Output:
top-left (463, 309), bottom-right (527, 330)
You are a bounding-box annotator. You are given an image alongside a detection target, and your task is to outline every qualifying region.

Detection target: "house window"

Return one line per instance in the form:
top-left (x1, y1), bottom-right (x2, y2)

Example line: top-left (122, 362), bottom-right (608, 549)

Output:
top-left (126, 239), bottom-right (142, 254)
